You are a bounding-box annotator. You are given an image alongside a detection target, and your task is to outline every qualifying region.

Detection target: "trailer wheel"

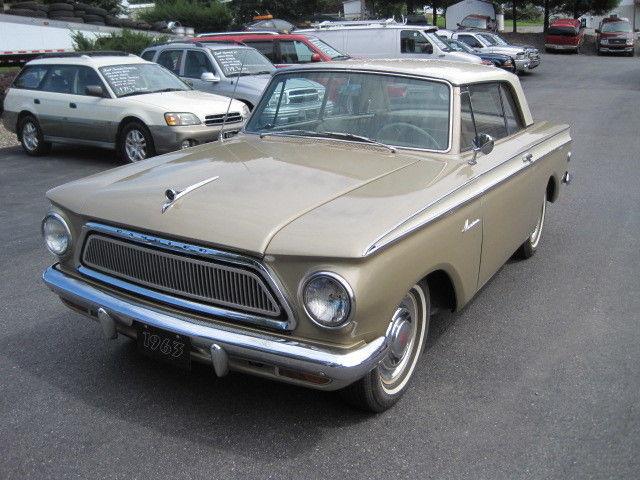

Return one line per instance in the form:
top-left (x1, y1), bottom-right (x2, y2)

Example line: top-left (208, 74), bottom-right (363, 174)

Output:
top-left (13, 2), bottom-right (47, 11)
top-left (48, 3), bottom-right (75, 12)
top-left (82, 14), bottom-right (104, 23)
top-left (84, 7), bottom-right (108, 17)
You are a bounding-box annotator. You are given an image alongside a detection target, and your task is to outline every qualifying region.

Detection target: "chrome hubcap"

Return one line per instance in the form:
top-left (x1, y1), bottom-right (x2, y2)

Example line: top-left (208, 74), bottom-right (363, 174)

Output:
top-left (125, 129), bottom-right (147, 162)
top-left (22, 122), bottom-right (39, 151)
top-left (379, 293), bottom-right (419, 393)
top-left (529, 197), bottom-right (546, 248)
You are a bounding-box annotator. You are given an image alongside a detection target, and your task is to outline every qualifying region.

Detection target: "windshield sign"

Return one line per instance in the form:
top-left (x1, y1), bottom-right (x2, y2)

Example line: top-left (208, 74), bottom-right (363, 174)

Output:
top-left (602, 21), bottom-right (632, 33)
top-left (247, 71), bottom-right (451, 152)
top-left (210, 48), bottom-right (275, 77)
top-left (99, 63), bottom-right (189, 97)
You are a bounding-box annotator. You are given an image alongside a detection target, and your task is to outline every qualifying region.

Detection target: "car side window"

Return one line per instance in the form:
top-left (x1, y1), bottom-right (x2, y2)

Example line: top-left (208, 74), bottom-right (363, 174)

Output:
top-left (401, 30), bottom-right (433, 54)
top-left (141, 49), bottom-right (156, 61)
top-left (244, 41), bottom-right (276, 62)
top-left (73, 66), bottom-right (105, 96)
top-left (184, 50), bottom-right (215, 78)
top-left (279, 40), bottom-right (315, 63)
top-left (457, 35), bottom-right (483, 48)
top-left (40, 65), bottom-right (78, 94)
top-left (13, 65), bottom-right (49, 90)
top-left (157, 49), bottom-right (182, 74)
top-left (460, 82), bottom-right (523, 151)
top-left (499, 84), bottom-right (523, 135)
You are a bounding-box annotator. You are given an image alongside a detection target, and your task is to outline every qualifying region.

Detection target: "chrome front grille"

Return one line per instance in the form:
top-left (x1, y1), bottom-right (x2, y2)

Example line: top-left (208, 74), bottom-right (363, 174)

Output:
top-left (82, 234), bottom-right (281, 317)
top-left (204, 112), bottom-right (243, 126)
top-left (287, 88), bottom-right (319, 104)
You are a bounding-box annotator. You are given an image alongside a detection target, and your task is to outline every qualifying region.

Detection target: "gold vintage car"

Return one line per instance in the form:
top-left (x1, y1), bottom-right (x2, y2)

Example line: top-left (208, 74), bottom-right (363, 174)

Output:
top-left (41, 60), bottom-right (572, 412)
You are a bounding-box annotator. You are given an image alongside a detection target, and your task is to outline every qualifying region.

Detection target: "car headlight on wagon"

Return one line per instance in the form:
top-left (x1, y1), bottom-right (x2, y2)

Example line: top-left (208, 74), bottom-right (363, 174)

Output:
top-left (42, 213), bottom-right (71, 256)
top-left (301, 272), bottom-right (353, 328)
top-left (164, 112), bottom-right (201, 126)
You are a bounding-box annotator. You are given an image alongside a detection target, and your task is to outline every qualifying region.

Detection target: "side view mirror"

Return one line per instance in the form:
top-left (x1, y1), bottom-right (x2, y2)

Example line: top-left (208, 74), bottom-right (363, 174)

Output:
top-left (635, 29), bottom-right (639, 33)
top-left (457, 23), bottom-right (462, 27)
top-left (85, 85), bottom-right (105, 97)
top-left (469, 133), bottom-right (494, 165)
top-left (595, 29), bottom-right (600, 33)
top-left (201, 72), bottom-right (220, 83)
top-left (310, 53), bottom-right (322, 62)
top-left (422, 44), bottom-right (434, 54)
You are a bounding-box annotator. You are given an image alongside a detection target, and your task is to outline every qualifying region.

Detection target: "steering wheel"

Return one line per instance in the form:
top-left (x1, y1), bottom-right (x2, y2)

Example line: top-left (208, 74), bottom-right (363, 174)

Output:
top-left (376, 122), bottom-right (440, 150)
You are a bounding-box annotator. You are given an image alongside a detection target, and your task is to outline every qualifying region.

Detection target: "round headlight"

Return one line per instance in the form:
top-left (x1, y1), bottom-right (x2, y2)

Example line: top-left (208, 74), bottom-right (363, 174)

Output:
top-left (302, 272), bottom-right (353, 328)
top-left (42, 213), bottom-right (71, 256)
top-left (241, 103), bottom-right (251, 119)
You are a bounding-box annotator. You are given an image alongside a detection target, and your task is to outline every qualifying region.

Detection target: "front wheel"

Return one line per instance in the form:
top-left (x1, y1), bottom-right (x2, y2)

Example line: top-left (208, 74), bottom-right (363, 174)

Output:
top-left (18, 115), bottom-right (51, 156)
top-left (517, 193), bottom-right (547, 259)
top-left (118, 121), bottom-right (155, 163)
top-left (340, 283), bottom-right (430, 412)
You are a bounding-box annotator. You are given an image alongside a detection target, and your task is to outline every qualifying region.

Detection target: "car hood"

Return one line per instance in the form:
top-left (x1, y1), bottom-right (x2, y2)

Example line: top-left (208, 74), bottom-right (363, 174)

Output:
top-left (446, 51), bottom-right (483, 64)
top-left (47, 134), bottom-right (447, 256)
top-left (600, 32), bottom-right (634, 39)
top-left (126, 90), bottom-right (246, 118)
top-left (235, 74), bottom-right (271, 91)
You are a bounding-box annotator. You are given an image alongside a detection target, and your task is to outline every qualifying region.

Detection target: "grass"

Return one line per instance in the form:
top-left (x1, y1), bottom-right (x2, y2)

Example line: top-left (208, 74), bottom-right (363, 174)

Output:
top-left (503, 20), bottom-right (543, 27)
top-left (0, 67), bottom-right (20, 73)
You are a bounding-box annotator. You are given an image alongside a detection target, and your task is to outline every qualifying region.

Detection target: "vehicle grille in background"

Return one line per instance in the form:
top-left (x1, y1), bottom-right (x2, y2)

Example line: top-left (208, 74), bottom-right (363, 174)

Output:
top-left (82, 234), bottom-right (281, 316)
top-left (287, 89), bottom-right (319, 104)
top-left (204, 112), bottom-right (243, 126)
top-left (609, 39), bottom-right (626, 45)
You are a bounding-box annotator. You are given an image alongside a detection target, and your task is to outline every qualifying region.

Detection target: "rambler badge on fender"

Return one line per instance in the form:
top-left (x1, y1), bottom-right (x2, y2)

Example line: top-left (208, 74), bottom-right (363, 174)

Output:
top-left (41, 60), bottom-right (571, 412)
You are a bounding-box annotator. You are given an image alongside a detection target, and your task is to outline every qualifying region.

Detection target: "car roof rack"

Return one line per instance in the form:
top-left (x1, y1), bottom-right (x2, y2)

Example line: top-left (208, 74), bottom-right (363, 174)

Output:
top-left (196, 31), bottom-right (280, 37)
top-left (150, 40), bottom-right (204, 47)
top-left (36, 51), bottom-right (134, 59)
top-left (310, 18), bottom-right (399, 28)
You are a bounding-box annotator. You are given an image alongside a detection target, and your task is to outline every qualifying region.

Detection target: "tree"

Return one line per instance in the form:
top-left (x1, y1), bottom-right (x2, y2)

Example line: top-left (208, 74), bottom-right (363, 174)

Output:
top-left (553, 0), bottom-right (620, 18)
top-left (229, 0), bottom-right (333, 23)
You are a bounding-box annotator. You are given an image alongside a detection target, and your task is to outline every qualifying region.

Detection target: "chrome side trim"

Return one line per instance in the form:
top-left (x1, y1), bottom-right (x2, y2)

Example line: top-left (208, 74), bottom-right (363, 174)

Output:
top-left (76, 223), bottom-right (297, 331)
top-left (43, 266), bottom-right (388, 390)
top-left (364, 126), bottom-right (571, 255)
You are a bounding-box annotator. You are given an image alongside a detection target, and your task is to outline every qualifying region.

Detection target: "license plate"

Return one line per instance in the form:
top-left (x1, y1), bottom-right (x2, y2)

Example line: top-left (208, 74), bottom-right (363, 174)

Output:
top-left (136, 324), bottom-right (191, 369)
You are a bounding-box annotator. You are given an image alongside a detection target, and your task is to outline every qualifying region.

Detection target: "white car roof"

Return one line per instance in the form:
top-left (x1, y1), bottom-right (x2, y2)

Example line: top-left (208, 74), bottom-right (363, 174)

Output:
top-left (27, 54), bottom-right (148, 68)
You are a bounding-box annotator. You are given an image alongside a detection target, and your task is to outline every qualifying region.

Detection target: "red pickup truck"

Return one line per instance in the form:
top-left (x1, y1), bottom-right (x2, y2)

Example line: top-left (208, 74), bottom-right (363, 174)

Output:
top-left (545, 19), bottom-right (585, 53)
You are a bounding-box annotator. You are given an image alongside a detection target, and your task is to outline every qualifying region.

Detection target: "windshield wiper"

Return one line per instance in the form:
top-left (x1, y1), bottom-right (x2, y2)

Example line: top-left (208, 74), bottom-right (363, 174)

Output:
top-left (260, 129), bottom-right (396, 153)
top-left (119, 90), bottom-right (149, 97)
top-left (332, 55), bottom-right (351, 60)
top-left (149, 88), bottom-right (185, 93)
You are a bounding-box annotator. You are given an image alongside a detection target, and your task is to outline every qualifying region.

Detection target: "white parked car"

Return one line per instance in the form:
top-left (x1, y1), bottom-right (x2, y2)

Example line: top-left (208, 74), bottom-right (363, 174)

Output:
top-left (2, 52), bottom-right (249, 162)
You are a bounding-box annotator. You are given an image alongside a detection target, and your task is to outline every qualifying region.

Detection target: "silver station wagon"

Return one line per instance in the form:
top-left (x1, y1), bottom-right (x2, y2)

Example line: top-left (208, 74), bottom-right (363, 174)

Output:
top-left (41, 60), bottom-right (572, 412)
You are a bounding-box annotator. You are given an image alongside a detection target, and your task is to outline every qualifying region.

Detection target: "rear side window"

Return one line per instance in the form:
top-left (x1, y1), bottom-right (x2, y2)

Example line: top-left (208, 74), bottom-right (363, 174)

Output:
top-left (183, 50), bottom-right (214, 78)
top-left (141, 49), bottom-right (156, 61)
top-left (41, 66), bottom-right (78, 94)
top-left (157, 49), bottom-right (182, 74)
top-left (460, 82), bottom-right (523, 151)
top-left (13, 65), bottom-right (48, 89)
top-left (244, 41), bottom-right (276, 62)
top-left (279, 40), bottom-right (315, 63)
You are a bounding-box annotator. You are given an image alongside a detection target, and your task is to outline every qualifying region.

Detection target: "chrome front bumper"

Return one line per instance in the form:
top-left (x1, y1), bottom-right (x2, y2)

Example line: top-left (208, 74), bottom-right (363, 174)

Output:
top-left (43, 266), bottom-right (388, 391)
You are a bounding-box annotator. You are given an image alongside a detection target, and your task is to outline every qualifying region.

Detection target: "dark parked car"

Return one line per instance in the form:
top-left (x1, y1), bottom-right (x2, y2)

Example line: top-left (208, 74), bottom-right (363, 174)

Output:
top-left (441, 37), bottom-right (515, 72)
top-left (596, 17), bottom-right (638, 56)
top-left (545, 19), bottom-right (585, 53)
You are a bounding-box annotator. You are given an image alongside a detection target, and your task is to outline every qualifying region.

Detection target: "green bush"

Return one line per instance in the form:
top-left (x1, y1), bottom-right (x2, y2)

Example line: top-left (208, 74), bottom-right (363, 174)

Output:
top-left (71, 30), bottom-right (169, 55)
top-left (138, 0), bottom-right (233, 33)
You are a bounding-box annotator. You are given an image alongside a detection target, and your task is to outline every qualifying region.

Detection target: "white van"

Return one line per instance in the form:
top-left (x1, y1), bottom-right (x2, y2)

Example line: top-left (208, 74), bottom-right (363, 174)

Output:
top-left (297, 22), bottom-right (484, 64)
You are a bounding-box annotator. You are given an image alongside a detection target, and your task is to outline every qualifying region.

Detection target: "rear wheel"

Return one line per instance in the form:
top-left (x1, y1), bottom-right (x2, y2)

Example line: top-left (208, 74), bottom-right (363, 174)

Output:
top-left (340, 283), bottom-right (430, 412)
top-left (118, 121), bottom-right (155, 163)
top-left (19, 115), bottom-right (51, 156)
top-left (517, 193), bottom-right (547, 259)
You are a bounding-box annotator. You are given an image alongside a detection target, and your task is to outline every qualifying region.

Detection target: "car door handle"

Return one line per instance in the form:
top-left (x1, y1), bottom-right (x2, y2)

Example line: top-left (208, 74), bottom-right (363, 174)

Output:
top-left (522, 153), bottom-right (533, 163)
top-left (34, 99), bottom-right (40, 104)
top-left (69, 103), bottom-right (77, 109)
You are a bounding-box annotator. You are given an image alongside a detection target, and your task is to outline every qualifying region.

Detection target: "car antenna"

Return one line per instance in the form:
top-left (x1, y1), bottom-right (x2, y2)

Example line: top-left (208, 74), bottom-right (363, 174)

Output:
top-left (219, 47), bottom-right (248, 143)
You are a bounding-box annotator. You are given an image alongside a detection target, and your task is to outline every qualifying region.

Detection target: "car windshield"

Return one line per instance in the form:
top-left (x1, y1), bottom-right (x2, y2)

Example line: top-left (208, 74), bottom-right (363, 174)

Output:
top-left (488, 34), bottom-right (509, 45)
top-left (425, 32), bottom-right (453, 52)
top-left (210, 48), bottom-right (276, 76)
top-left (461, 17), bottom-right (486, 28)
top-left (445, 39), bottom-right (474, 53)
top-left (306, 36), bottom-right (350, 59)
top-left (479, 34), bottom-right (499, 45)
top-left (547, 26), bottom-right (579, 36)
top-left (246, 71), bottom-right (451, 152)
top-left (99, 63), bottom-right (189, 97)
top-left (602, 22), bottom-right (632, 33)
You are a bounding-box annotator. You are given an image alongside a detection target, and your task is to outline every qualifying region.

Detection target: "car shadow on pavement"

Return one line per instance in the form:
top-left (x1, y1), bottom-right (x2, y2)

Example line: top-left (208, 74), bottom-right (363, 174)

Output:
top-left (0, 311), bottom-right (376, 460)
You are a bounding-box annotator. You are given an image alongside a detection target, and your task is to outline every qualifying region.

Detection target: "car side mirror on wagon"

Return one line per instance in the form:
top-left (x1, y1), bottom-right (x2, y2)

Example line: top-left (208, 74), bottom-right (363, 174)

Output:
top-left (311, 53), bottom-right (322, 62)
top-left (469, 133), bottom-right (495, 165)
top-left (595, 29), bottom-right (600, 34)
top-left (201, 72), bottom-right (220, 83)
top-left (85, 85), bottom-right (105, 97)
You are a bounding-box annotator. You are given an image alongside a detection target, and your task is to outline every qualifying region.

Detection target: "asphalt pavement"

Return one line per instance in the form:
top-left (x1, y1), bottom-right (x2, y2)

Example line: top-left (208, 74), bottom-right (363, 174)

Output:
top-left (0, 53), bottom-right (639, 479)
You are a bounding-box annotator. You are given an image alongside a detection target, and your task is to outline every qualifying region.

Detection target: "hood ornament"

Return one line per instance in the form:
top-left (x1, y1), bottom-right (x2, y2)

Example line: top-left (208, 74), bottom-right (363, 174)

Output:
top-left (162, 175), bottom-right (219, 213)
